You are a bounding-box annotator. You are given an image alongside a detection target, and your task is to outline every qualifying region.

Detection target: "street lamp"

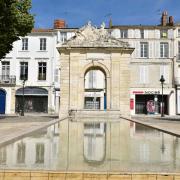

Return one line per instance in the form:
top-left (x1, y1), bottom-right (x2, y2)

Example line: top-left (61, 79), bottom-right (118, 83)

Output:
top-left (160, 75), bottom-right (165, 117)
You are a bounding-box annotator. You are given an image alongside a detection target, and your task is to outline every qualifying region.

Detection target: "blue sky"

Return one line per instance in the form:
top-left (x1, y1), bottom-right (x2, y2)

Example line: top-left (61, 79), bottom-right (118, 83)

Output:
top-left (31, 0), bottom-right (180, 28)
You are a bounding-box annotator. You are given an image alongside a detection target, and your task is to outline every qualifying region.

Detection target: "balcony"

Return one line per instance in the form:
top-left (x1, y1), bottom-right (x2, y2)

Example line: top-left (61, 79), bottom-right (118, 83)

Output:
top-left (0, 75), bottom-right (16, 85)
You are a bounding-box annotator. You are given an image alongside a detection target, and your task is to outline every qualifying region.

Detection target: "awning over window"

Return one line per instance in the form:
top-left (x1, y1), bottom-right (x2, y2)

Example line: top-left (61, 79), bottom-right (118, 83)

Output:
top-left (16, 87), bottom-right (48, 96)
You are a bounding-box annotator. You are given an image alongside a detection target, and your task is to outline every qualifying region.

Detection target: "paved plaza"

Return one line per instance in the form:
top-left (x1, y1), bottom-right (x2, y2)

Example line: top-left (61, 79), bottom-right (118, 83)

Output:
top-left (0, 115), bottom-right (60, 147)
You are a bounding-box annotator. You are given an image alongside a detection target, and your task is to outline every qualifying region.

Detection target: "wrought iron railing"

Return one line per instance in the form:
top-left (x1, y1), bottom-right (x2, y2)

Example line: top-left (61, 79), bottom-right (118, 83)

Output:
top-left (0, 75), bottom-right (16, 85)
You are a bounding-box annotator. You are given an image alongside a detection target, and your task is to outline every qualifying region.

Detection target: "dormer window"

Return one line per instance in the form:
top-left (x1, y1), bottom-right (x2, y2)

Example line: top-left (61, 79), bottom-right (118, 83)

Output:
top-left (120, 29), bottom-right (128, 38)
top-left (160, 29), bottom-right (168, 38)
top-left (61, 32), bottom-right (67, 43)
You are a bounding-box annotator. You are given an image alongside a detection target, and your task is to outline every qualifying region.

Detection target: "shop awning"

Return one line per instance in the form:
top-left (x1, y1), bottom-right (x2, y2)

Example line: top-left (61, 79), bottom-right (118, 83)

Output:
top-left (16, 87), bottom-right (48, 96)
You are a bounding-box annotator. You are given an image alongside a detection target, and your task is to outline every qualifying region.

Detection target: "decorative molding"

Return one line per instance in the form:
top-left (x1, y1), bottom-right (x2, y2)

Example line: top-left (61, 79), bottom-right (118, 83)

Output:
top-left (58, 22), bottom-right (130, 48)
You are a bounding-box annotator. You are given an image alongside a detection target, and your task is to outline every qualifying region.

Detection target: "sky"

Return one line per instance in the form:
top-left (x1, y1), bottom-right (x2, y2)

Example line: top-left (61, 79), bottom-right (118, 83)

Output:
top-left (31, 0), bottom-right (180, 28)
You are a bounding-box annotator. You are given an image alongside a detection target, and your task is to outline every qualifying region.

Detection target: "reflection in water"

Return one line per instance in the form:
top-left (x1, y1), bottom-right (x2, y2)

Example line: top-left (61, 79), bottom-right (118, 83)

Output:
top-left (35, 143), bottom-right (44, 164)
top-left (0, 147), bottom-right (6, 165)
top-left (84, 123), bottom-right (106, 162)
top-left (17, 142), bottom-right (25, 164)
top-left (0, 118), bottom-right (179, 172)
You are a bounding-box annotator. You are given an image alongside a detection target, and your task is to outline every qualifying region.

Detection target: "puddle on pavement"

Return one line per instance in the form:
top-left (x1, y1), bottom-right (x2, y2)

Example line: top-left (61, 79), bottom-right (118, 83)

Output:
top-left (0, 118), bottom-right (179, 172)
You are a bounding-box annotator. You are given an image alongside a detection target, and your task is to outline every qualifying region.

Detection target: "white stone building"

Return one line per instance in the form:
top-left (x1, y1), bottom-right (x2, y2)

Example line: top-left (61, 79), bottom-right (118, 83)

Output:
top-left (0, 20), bottom-right (75, 115)
top-left (110, 12), bottom-right (176, 116)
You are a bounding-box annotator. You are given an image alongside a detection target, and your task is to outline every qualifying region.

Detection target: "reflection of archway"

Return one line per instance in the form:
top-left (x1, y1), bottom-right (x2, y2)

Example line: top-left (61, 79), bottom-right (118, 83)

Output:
top-left (84, 66), bottom-right (107, 110)
top-left (15, 87), bottom-right (48, 113)
top-left (0, 89), bottom-right (6, 114)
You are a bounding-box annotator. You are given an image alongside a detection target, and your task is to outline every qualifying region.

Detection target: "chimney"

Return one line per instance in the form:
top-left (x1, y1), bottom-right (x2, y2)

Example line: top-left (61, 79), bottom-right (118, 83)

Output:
top-left (169, 16), bottom-right (174, 26)
top-left (109, 18), bottom-right (113, 28)
top-left (54, 19), bottom-right (66, 29)
top-left (161, 11), bottom-right (168, 26)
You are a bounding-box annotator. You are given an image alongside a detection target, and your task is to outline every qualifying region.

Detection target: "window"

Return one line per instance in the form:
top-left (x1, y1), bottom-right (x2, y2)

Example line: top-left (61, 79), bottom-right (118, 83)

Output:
top-left (120, 29), bottom-right (128, 38)
top-left (139, 66), bottom-right (148, 84)
top-left (38, 62), bottom-right (46, 80)
top-left (160, 42), bottom-right (169, 58)
top-left (88, 70), bottom-right (96, 89)
top-left (35, 143), bottom-right (44, 164)
top-left (160, 29), bottom-right (168, 38)
top-left (20, 62), bottom-right (28, 80)
top-left (178, 29), bottom-right (180, 37)
top-left (61, 32), bottom-right (67, 43)
top-left (160, 66), bottom-right (169, 83)
top-left (2, 61), bottom-right (10, 80)
top-left (22, 38), bottom-right (28, 50)
top-left (178, 41), bottom-right (180, 60)
top-left (17, 142), bottom-right (25, 164)
top-left (40, 38), bottom-right (46, 50)
top-left (140, 29), bottom-right (144, 39)
top-left (140, 42), bottom-right (148, 58)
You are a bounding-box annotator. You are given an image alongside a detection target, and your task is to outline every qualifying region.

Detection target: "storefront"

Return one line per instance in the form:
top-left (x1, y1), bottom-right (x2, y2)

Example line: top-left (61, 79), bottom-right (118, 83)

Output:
top-left (15, 87), bottom-right (48, 113)
top-left (130, 89), bottom-right (175, 116)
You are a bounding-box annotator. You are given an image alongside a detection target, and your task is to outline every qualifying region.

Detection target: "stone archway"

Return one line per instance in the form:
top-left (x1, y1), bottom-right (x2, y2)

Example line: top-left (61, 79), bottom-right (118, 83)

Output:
top-left (84, 68), bottom-right (106, 110)
top-left (57, 23), bottom-right (134, 117)
top-left (81, 62), bottom-right (111, 110)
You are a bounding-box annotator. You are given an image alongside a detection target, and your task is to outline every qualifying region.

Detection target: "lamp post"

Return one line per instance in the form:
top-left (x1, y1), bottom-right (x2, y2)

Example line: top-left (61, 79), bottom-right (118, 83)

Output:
top-left (21, 78), bottom-right (26, 116)
top-left (160, 75), bottom-right (165, 117)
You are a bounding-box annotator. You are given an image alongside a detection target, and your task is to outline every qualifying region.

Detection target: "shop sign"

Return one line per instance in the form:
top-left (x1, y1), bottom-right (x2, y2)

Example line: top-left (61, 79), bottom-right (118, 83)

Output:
top-left (85, 92), bottom-right (102, 97)
top-left (133, 90), bottom-right (160, 94)
top-left (130, 99), bottom-right (134, 110)
top-left (144, 91), bottom-right (160, 94)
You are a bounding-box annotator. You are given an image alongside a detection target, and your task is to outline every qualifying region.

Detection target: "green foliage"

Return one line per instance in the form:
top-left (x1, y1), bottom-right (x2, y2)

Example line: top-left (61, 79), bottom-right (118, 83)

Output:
top-left (0, 0), bottom-right (34, 59)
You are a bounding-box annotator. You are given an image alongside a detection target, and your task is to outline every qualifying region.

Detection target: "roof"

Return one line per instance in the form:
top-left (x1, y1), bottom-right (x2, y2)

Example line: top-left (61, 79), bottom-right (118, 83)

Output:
top-left (111, 25), bottom-right (175, 29)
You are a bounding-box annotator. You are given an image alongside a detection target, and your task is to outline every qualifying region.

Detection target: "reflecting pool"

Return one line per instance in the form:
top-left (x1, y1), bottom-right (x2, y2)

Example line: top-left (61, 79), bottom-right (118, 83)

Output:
top-left (0, 118), bottom-right (179, 172)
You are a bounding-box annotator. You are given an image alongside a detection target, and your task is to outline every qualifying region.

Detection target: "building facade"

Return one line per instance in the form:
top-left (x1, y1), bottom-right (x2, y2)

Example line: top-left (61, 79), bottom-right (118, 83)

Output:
top-left (0, 20), bottom-right (75, 115)
top-left (111, 12), bottom-right (177, 116)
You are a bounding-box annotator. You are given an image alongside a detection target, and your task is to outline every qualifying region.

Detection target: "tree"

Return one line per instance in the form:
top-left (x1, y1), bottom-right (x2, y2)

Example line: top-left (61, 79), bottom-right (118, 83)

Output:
top-left (0, 0), bottom-right (34, 59)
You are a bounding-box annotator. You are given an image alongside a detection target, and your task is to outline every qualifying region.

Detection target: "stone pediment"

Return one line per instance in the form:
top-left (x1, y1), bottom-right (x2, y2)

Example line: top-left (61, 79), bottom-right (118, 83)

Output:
top-left (59, 22), bottom-right (130, 48)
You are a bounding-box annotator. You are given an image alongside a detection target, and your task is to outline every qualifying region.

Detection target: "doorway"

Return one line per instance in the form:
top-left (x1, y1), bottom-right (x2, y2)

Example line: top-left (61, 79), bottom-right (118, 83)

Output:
top-left (0, 90), bottom-right (6, 114)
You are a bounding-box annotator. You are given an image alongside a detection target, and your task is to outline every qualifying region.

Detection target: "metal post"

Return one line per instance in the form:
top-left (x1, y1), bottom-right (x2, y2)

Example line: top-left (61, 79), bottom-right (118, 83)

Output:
top-left (161, 81), bottom-right (164, 117)
top-left (160, 75), bottom-right (165, 117)
top-left (21, 79), bottom-right (25, 116)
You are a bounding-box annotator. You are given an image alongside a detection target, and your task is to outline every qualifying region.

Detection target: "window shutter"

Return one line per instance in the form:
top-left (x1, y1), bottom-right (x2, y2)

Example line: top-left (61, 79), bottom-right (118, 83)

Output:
top-left (160, 66), bottom-right (169, 83)
top-left (145, 66), bottom-right (149, 83)
top-left (168, 29), bottom-right (174, 39)
top-left (128, 29), bottom-right (134, 38)
top-left (169, 42), bottom-right (173, 58)
top-left (155, 30), bottom-right (160, 39)
top-left (155, 42), bottom-right (160, 58)
top-left (149, 42), bottom-right (153, 58)
top-left (135, 42), bottom-right (140, 58)
top-left (135, 29), bottom-right (140, 38)
top-left (111, 29), bottom-right (120, 38)
top-left (144, 30), bottom-right (148, 38)
top-left (164, 66), bottom-right (169, 83)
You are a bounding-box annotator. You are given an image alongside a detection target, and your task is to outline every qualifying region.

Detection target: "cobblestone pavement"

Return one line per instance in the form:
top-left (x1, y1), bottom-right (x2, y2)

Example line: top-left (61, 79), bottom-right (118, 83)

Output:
top-left (0, 115), bottom-right (61, 147)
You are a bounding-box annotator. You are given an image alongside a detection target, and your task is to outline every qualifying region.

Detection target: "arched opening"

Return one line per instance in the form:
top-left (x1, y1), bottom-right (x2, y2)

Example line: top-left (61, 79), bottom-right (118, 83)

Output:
top-left (15, 87), bottom-right (48, 113)
top-left (0, 89), bottom-right (6, 114)
top-left (84, 67), bottom-right (106, 110)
